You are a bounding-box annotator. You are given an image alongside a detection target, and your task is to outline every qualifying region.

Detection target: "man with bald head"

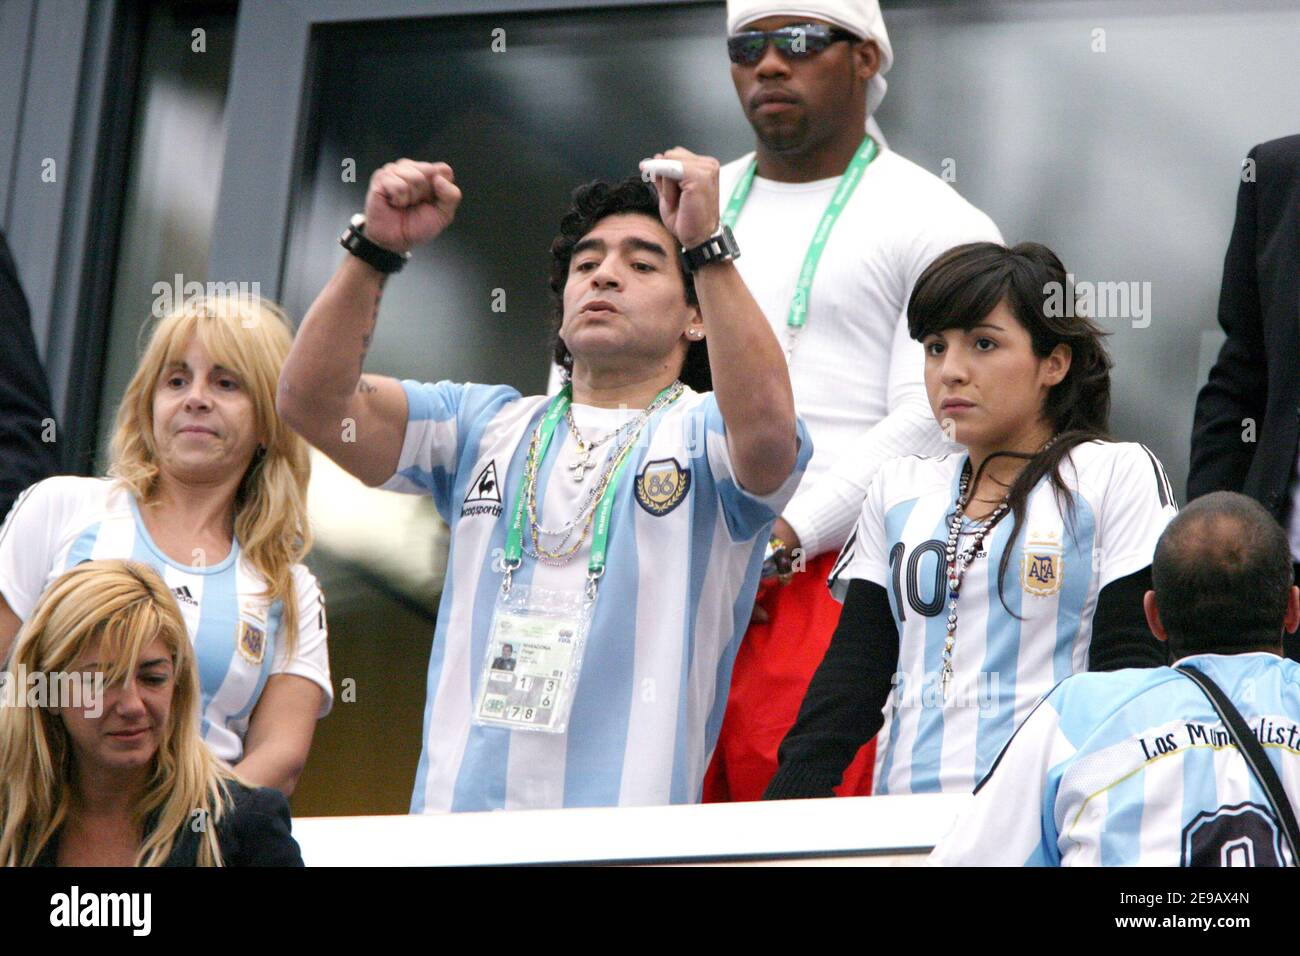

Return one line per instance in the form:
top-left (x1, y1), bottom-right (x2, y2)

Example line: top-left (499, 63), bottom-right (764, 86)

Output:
top-left (706, 0), bottom-right (1003, 802)
top-left (933, 492), bottom-right (1300, 866)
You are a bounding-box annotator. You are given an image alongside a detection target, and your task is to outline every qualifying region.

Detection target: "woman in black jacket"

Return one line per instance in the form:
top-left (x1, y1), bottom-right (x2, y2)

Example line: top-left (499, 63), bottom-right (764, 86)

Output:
top-left (0, 559), bottom-right (302, 866)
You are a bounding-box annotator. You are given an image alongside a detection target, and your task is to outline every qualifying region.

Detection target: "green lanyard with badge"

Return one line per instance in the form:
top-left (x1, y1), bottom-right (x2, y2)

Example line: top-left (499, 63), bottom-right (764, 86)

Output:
top-left (722, 133), bottom-right (878, 352)
top-left (472, 381), bottom-right (683, 734)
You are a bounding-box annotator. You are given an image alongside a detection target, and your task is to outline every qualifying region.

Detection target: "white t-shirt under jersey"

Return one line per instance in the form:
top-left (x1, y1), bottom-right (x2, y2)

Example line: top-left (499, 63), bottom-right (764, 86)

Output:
top-left (829, 441), bottom-right (1178, 795)
top-left (720, 147), bottom-right (1003, 559)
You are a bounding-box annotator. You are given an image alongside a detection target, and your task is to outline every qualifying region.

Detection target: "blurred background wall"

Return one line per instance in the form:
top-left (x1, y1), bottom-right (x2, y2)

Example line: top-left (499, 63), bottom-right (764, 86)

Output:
top-left (2, 0), bottom-right (1298, 816)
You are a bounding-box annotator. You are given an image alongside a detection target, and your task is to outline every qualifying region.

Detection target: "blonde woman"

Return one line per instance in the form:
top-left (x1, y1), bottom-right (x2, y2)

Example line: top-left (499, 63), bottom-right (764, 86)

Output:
top-left (0, 296), bottom-right (331, 794)
top-left (0, 560), bottom-right (302, 866)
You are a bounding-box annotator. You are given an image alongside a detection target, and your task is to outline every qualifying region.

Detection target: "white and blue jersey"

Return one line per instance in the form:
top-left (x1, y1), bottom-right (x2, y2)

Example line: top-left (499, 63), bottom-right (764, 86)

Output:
top-left (381, 380), bottom-right (810, 812)
top-left (931, 653), bottom-right (1300, 866)
top-left (829, 441), bottom-right (1177, 795)
top-left (0, 476), bottom-right (333, 762)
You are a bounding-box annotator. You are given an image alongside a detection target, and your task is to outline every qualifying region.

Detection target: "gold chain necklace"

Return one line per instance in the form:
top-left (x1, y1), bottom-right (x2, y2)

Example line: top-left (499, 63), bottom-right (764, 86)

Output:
top-left (524, 382), bottom-right (684, 565)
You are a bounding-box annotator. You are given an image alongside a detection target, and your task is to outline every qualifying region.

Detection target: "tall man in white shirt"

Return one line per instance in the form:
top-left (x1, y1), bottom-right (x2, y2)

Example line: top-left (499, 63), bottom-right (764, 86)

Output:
top-left (703, 0), bottom-right (1004, 802)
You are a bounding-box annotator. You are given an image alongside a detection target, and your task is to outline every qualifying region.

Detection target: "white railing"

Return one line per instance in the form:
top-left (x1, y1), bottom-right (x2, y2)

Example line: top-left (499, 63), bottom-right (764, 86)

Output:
top-left (291, 793), bottom-right (972, 866)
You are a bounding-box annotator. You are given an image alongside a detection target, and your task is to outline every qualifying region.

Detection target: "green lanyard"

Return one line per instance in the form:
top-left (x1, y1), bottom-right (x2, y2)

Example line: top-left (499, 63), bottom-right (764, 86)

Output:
top-left (503, 383), bottom-right (678, 585)
top-left (721, 134), bottom-right (878, 331)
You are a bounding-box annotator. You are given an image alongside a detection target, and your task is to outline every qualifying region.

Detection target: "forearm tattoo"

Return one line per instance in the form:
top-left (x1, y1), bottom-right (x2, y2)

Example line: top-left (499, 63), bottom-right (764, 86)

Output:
top-left (357, 278), bottom-right (386, 379)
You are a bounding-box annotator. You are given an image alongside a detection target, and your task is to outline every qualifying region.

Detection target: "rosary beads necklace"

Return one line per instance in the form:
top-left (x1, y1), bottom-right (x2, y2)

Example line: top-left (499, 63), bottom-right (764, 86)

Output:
top-left (940, 436), bottom-right (1058, 700)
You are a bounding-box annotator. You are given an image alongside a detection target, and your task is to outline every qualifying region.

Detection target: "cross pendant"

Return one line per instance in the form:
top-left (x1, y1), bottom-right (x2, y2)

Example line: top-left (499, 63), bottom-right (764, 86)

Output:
top-left (568, 446), bottom-right (596, 482)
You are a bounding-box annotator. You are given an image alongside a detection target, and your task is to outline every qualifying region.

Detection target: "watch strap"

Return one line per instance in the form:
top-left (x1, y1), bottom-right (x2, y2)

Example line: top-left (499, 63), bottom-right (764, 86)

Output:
top-left (339, 214), bottom-right (411, 274)
top-left (681, 225), bottom-right (740, 273)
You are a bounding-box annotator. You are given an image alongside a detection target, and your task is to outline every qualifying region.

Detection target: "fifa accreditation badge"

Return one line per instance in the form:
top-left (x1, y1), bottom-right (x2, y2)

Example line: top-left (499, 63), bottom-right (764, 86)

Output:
top-left (237, 621), bottom-right (266, 665)
top-left (635, 457), bottom-right (690, 516)
top-left (1021, 531), bottom-right (1064, 597)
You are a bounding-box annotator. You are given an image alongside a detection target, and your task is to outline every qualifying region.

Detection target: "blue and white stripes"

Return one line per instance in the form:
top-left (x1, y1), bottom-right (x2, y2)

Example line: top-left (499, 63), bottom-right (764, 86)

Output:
top-left (383, 379), bottom-right (810, 812)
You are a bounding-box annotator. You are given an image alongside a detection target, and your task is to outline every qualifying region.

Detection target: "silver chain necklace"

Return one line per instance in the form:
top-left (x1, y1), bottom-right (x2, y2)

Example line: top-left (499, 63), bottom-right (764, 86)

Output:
top-left (526, 382), bottom-right (685, 561)
top-left (564, 405), bottom-right (643, 483)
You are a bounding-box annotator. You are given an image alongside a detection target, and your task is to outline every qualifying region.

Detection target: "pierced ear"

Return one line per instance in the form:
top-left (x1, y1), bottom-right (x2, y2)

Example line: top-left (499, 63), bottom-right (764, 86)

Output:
top-left (684, 308), bottom-right (704, 342)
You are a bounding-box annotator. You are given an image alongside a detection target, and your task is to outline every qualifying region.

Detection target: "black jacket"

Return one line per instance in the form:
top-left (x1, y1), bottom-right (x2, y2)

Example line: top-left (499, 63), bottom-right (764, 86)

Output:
top-left (1188, 135), bottom-right (1300, 520)
top-left (0, 230), bottom-right (59, 517)
top-left (33, 782), bottom-right (304, 867)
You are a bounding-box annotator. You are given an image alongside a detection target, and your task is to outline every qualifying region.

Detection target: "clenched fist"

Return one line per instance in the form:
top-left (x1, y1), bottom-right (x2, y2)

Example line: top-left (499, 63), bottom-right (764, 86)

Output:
top-left (363, 159), bottom-right (462, 254)
top-left (643, 148), bottom-right (721, 248)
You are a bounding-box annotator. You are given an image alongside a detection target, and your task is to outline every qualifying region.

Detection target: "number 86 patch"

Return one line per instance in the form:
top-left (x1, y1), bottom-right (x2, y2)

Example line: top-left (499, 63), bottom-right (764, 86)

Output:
top-left (635, 457), bottom-right (690, 517)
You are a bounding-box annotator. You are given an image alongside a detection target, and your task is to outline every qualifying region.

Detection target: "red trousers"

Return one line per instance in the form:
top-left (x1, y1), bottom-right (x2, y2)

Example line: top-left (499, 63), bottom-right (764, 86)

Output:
top-left (704, 550), bottom-right (876, 802)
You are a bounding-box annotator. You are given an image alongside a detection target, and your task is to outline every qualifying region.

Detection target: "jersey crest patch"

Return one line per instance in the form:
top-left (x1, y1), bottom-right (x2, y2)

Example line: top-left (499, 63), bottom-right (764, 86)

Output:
top-left (1021, 531), bottom-right (1063, 596)
top-left (237, 621), bottom-right (266, 665)
top-left (635, 458), bottom-right (690, 516)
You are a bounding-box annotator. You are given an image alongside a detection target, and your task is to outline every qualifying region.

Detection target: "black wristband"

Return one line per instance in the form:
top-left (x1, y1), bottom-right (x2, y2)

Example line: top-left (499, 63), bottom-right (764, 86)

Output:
top-left (339, 214), bottom-right (411, 274)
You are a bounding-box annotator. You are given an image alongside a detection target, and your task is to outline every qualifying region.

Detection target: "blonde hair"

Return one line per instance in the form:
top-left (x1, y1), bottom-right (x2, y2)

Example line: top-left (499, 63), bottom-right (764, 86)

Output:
top-left (0, 560), bottom-right (240, 866)
top-left (109, 295), bottom-right (311, 655)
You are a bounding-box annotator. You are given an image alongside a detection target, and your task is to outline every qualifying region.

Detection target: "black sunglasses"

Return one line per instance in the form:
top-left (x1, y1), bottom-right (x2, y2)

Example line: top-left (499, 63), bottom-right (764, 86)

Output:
top-left (727, 23), bottom-right (859, 66)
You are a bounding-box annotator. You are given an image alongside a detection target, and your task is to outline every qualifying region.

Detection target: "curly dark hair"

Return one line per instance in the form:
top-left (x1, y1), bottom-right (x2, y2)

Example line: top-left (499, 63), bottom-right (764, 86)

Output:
top-left (548, 177), bottom-right (711, 392)
top-left (907, 241), bottom-right (1113, 614)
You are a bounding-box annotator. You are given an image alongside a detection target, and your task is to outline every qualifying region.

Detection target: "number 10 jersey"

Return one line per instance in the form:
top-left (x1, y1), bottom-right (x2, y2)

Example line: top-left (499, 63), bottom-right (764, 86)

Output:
top-left (829, 440), bottom-right (1177, 795)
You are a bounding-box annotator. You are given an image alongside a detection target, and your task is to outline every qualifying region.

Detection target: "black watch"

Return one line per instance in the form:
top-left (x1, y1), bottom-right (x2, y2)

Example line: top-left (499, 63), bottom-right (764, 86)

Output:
top-left (339, 214), bottom-right (411, 274)
top-left (680, 225), bottom-right (740, 273)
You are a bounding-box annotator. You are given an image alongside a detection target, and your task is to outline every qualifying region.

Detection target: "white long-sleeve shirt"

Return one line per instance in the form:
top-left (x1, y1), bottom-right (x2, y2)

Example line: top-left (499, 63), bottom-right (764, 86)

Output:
top-left (719, 147), bottom-right (1003, 559)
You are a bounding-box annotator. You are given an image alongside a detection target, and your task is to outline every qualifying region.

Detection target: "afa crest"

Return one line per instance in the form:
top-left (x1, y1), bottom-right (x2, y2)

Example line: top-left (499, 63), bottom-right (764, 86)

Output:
top-left (237, 621), bottom-right (266, 665)
top-left (1021, 531), bottom-right (1064, 596)
top-left (635, 457), bottom-right (690, 516)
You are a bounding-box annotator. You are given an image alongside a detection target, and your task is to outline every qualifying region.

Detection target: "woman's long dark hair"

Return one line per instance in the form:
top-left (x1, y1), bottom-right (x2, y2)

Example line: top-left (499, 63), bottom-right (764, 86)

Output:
top-left (907, 241), bottom-right (1112, 613)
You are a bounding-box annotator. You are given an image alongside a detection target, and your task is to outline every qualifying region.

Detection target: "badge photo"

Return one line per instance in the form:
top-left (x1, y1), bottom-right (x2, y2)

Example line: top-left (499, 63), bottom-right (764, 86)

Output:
top-left (1021, 531), bottom-right (1064, 597)
top-left (635, 457), bottom-right (690, 516)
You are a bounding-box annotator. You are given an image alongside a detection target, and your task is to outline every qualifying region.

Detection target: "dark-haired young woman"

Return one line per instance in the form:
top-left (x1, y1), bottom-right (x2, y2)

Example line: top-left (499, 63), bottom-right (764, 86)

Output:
top-left (765, 242), bottom-right (1178, 798)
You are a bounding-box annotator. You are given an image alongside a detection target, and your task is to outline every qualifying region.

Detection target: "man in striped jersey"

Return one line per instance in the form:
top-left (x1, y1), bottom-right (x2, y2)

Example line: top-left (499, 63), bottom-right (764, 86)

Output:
top-left (278, 154), bottom-right (810, 812)
top-left (932, 492), bottom-right (1300, 866)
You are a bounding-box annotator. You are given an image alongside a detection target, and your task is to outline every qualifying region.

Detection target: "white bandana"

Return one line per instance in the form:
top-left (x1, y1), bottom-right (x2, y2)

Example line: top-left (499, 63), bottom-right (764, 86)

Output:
top-left (726, 0), bottom-right (893, 115)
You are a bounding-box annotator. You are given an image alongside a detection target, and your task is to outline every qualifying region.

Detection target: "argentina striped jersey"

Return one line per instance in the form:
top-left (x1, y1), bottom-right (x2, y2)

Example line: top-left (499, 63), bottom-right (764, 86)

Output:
top-left (380, 380), bottom-right (810, 812)
top-left (0, 476), bottom-right (332, 762)
top-left (931, 653), bottom-right (1300, 866)
top-left (829, 440), bottom-right (1177, 795)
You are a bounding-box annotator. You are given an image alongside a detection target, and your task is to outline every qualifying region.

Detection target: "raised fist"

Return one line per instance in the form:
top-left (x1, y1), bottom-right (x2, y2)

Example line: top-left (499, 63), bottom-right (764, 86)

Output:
top-left (362, 160), bottom-right (462, 253)
top-left (644, 148), bottom-right (720, 249)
